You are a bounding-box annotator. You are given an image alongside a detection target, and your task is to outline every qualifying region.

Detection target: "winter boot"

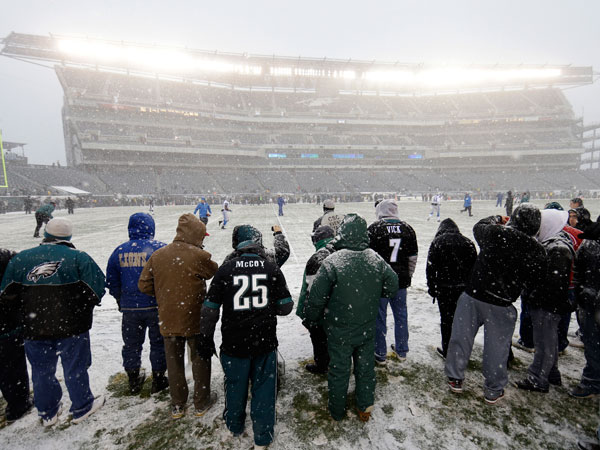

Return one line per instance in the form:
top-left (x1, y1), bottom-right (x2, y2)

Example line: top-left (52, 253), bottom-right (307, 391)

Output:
top-left (151, 371), bottom-right (169, 394)
top-left (126, 368), bottom-right (146, 395)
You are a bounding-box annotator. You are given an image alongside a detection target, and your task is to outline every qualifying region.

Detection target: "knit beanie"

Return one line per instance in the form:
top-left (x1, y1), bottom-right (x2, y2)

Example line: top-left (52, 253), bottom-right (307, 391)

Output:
top-left (44, 218), bottom-right (73, 241)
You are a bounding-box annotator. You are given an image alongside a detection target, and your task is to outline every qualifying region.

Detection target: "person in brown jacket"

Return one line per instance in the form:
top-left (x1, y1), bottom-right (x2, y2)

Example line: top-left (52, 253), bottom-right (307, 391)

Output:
top-left (138, 213), bottom-right (219, 420)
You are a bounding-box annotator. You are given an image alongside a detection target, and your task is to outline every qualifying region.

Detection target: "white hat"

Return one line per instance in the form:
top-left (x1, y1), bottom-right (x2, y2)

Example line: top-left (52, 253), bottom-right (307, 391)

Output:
top-left (323, 199), bottom-right (335, 210)
top-left (45, 218), bottom-right (73, 240)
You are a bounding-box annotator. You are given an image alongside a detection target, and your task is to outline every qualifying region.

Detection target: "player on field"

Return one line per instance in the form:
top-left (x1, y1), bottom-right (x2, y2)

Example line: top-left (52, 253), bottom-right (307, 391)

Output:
top-left (219, 199), bottom-right (232, 229)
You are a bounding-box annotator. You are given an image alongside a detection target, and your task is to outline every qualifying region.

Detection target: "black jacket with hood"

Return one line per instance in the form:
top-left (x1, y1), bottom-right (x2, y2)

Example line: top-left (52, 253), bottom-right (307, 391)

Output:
top-left (223, 225), bottom-right (290, 267)
top-left (466, 205), bottom-right (547, 307)
top-left (426, 219), bottom-right (477, 299)
top-left (521, 209), bottom-right (575, 315)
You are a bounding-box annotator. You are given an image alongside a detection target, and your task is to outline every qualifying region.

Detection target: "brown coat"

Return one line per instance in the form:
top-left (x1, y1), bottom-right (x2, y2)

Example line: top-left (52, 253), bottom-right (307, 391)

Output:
top-left (138, 213), bottom-right (218, 337)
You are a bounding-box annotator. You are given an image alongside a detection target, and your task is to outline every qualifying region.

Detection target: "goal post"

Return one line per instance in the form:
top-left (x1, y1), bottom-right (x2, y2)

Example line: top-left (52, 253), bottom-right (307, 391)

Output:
top-left (0, 130), bottom-right (7, 188)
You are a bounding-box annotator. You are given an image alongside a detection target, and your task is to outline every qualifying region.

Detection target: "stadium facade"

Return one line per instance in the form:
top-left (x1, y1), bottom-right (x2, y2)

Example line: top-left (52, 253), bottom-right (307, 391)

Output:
top-left (1, 32), bottom-right (598, 196)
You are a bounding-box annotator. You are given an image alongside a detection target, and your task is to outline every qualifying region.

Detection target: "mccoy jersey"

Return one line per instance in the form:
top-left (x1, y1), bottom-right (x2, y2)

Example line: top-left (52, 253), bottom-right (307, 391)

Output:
top-left (367, 219), bottom-right (418, 288)
top-left (205, 253), bottom-right (292, 358)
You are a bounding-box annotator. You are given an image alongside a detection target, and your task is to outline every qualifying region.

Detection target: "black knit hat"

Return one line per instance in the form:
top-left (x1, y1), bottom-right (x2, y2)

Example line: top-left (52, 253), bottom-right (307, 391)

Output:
top-left (311, 225), bottom-right (335, 245)
top-left (509, 204), bottom-right (541, 236)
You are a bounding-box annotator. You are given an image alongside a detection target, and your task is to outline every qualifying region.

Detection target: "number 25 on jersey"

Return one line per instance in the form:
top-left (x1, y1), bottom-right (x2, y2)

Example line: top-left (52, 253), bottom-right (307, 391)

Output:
top-left (233, 274), bottom-right (269, 310)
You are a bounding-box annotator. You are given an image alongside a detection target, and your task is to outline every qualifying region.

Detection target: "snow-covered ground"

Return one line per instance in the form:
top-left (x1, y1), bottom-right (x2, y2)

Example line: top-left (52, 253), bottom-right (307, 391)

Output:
top-left (0, 199), bottom-right (598, 449)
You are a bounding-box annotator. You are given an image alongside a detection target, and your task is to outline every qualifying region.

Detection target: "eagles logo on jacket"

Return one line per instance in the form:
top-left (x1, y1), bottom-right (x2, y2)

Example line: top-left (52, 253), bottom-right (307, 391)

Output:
top-left (0, 241), bottom-right (106, 340)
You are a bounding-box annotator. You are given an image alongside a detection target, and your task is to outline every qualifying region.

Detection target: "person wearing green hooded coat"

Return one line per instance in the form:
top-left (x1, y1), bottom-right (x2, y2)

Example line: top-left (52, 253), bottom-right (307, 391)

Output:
top-left (305, 213), bottom-right (398, 422)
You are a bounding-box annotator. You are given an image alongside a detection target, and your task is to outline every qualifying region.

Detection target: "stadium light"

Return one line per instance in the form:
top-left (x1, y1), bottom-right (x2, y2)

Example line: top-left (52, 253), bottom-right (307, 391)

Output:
top-left (364, 67), bottom-right (561, 87)
top-left (57, 38), bottom-right (262, 75)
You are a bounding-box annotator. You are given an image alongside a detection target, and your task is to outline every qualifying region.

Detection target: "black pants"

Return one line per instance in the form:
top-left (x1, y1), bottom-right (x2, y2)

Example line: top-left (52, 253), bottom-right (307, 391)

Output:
top-left (461, 206), bottom-right (472, 216)
top-left (33, 213), bottom-right (49, 237)
top-left (199, 217), bottom-right (208, 225)
top-left (0, 332), bottom-right (31, 421)
top-left (303, 321), bottom-right (329, 370)
top-left (437, 291), bottom-right (462, 357)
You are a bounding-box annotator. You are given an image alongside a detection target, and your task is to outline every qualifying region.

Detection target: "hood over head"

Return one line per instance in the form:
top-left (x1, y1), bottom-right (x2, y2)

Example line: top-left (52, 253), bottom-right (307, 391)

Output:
top-left (508, 203), bottom-right (541, 236)
top-left (323, 199), bottom-right (335, 211)
top-left (435, 218), bottom-right (460, 238)
top-left (311, 225), bottom-right (335, 249)
top-left (174, 213), bottom-right (207, 247)
top-left (537, 209), bottom-right (569, 243)
top-left (233, 224), bottom-right (263, 250)
top-left (544, 201), bottom-right (564, 211)
top-left (376, 199), bottom-right (399, 220)
top-left (128, 212), bottom-right (155, 240)
top-left (332, 213), bottom-right (369, 251)
top-left (575, 207), bottom-right (593, 231)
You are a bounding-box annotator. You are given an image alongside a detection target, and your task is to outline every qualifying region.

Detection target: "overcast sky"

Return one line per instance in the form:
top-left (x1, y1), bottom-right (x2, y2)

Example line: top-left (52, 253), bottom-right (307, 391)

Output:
top-left (0, 0), bottom-right (598, 164)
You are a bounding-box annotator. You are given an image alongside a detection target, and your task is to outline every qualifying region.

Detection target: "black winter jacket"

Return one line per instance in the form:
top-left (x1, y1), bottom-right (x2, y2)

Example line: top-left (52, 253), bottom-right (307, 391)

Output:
top-left (521, 231), bottom-right (575, 315)
top-left (574, 239), bottom-right (600, 313)
top-left (0, 249), bottom-right (18, 339)
top-left (426, 219), bottom-right (477, 299)
top-left (466, 216), bottom-right (546, 307)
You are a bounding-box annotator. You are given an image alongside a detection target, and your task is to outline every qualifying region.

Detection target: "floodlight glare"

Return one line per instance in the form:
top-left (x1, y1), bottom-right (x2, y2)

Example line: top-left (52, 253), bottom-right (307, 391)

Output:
top-left (57, 38), bottom-right (262, 75)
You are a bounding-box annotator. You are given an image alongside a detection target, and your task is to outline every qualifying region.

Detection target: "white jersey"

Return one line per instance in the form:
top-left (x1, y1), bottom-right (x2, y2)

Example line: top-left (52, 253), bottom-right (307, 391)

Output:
top-left (431, 195), bottom-right (442, 205)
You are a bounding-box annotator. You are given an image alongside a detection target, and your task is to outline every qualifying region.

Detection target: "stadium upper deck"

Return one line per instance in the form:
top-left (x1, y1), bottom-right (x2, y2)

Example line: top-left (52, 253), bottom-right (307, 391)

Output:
top-left (0, 32), bottom-right (593, 174)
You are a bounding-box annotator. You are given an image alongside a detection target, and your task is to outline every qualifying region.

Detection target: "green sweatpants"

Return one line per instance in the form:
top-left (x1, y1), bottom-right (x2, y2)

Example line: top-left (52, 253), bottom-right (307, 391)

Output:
top-left (326, 328), bottom-right (376, 420)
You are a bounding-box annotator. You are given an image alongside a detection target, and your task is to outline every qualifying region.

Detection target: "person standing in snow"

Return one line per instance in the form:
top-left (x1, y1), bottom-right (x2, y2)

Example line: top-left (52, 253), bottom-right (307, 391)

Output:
top-left (193, 197), bottom-right (212, 225)
top-left (0, 218), bottom-right (106, 426)
top-left (444, 205), bottom-right (546, 404)
top-left (223, 225), bottom-right (290, 268)
top-left (368, 199), bottom-right (418, 364)
top-left (505, 190), bottom-right (514, 216)
top-left (277, 194), bottom-right (285, 216)
top-left (219, 198), bottom-right (232, 229)
top-left (305, 213), bottom-right (398, 422)
top-left (516, 209), bottom-right (573, 392)
top-left (426, 219), bottom-right (477, 359)
top-left (138, 213), bottom-right (219, 419)
top-left (428, 193), bottom-right (442, 222)
top-left (296, 225), bottom-right (336, 374)
top-left (0, 248), bottom-right (33, 424)
top-left (33, 201), bottom-right (55, 238)
top-left (197, 224), bottom-right (293, 448)
top-left (313, 199), bottom-right (345, 234)
top-left (106, 213), bottom-right (169, 395)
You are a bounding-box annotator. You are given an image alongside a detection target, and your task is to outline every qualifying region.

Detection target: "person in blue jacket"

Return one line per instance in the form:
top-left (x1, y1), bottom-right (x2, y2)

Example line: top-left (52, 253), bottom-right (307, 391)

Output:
top-left (277, 195), bottom-right (285, 216)
top-left (193, 197), bottom-right (212, 225)
top-left (0, 218), bottom-right (106, 427)
top-left (461, 193), bottom-right (473, 217)
top-left (106, 213), bottom-right (168, 395)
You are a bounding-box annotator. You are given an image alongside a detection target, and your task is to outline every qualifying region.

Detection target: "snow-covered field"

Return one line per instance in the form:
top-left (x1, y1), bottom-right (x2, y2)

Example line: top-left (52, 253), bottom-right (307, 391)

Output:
top-left (0, 199), bottom-right (598, 449)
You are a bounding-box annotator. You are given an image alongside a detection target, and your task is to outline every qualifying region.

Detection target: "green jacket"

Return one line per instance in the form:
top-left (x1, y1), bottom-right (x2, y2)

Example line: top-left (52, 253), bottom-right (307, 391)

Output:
top-left (36, 203), bottom-right (55, 218)
top-left (305, 214), bottom-right (398, 337)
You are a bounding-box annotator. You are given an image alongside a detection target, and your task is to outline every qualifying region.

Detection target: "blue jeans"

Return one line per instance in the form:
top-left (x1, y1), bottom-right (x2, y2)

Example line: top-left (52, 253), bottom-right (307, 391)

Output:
top-left (375, 288), bottom-right (408, 359)
top-left (122, 309), bottom-right (166, 372)
top-left (579, 308), bottom-right (600, 392)
top-left (25, 332), bottom-right (95, 420)
top-left (221, 351), bottom-right (277, 447)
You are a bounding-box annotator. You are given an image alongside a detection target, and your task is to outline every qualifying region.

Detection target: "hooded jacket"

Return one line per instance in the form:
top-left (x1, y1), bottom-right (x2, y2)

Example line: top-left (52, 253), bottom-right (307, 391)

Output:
top-left (305, 214), bottom-right (399, 338)
top-left (574, 235), bottom-right (600, 313)
top-left (368, 199), bottom-right (418, 289)
top-left (466, 208), bottom-right (546, 307)
top-left (138, 213), bottom-right (218, 336)
top-left (426, 219), bottom-right (477, 299)
top-left (35, 203), bottom-right (55, 219)
top-left (106, 213), bottom-right (166, 310)
top-left (521, 210), bottom-right (574, 314)
top-left (296, 226), bottom-right (335, 320)
top-left (0, 240), bottom-right (105, 340)
top-left (223, 224), bottom-right (290, 267)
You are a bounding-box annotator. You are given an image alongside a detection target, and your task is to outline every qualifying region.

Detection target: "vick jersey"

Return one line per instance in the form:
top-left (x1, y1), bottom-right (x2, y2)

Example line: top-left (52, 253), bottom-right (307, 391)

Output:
top-left (204, 252), bottom-right (292, 358)
top-left (367, 219), bottom-right (418, 288)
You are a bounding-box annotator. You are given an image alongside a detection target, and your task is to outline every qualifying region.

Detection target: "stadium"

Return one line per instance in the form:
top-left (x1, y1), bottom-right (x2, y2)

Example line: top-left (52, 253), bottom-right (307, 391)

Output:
top-left (0, 32), bottom-right (599, 208)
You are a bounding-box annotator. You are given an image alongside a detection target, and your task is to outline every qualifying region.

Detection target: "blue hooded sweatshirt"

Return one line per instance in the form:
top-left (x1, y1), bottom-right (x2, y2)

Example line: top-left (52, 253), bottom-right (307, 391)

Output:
top-left (106, 213), bottom-right (166, 310)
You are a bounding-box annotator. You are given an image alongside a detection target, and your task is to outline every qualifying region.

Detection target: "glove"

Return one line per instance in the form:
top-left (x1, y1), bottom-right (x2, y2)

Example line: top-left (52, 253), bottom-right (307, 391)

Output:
top-left (272, 225), bottom-right (282, 234)
top-left (578, 222), bottom-right (600, 240)
top-left (196, 334), bottom-right (216, 360)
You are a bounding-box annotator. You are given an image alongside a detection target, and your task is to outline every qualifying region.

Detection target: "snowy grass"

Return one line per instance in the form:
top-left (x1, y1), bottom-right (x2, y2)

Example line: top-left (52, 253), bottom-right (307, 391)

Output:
top-left (0, 199), bottom-right (599, 449)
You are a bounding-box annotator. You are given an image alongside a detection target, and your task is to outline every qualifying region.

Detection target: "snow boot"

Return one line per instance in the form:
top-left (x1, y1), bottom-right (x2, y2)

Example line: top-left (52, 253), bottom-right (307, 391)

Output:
top-left (151, 371), bottom-right (169, 394)
top-left (126, 368), bottom-right (146, 395)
